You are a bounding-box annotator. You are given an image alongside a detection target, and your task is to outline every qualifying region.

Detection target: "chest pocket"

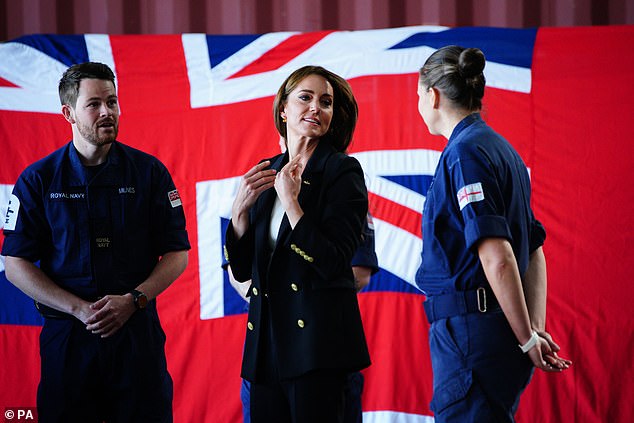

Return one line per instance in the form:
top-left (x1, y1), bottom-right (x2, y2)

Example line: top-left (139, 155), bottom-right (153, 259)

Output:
top-left (422, 188), bottom-right (452, 277)
top-left (110, 187), bottom-right (154, 280)
top-left (45, 189), bottom-right (91, 279)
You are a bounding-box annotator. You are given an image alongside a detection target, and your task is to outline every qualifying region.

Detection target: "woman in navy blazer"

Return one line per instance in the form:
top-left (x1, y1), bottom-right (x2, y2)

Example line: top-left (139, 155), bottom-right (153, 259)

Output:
top-left (225, 65), bottom-right (371, 423)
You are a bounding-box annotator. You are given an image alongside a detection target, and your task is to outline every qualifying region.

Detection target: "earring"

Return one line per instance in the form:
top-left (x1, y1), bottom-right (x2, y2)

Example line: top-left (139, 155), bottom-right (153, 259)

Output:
top-left (282, 116), bottom-right (287, 123)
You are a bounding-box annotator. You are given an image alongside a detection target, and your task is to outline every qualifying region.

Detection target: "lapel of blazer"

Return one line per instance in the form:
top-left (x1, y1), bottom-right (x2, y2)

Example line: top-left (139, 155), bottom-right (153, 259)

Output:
top-left (253, 153), bottom-right (287, 277)
top-left (273, 141), bottom-right (335, 249)
top-left (255, 152), bottom-right (287, 220)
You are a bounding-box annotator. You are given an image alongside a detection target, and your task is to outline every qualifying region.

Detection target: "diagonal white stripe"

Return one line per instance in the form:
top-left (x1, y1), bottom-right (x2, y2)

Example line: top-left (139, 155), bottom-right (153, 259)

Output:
top-left (352, 149), bottom-right (441, 177)
top-left (366, 175), bottom-right (426, 213)
top-left (373, 218), bottom-right (422, 290)
top-left (0, 35), bottom-right (117, 113)
top-left (0, 42), bottom-right (66, 113)
top-left (185, 26), bottom-right (532, 108)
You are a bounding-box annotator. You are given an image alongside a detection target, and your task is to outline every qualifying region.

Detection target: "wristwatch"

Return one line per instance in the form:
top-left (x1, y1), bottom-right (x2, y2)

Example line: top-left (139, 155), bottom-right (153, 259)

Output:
top-left (130, 289), bottom-right (148, 310)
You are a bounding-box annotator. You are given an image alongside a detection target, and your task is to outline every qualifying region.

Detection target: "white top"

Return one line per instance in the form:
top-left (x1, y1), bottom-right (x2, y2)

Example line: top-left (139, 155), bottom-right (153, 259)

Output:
top-left (269, 195), bottom-right (285, 249)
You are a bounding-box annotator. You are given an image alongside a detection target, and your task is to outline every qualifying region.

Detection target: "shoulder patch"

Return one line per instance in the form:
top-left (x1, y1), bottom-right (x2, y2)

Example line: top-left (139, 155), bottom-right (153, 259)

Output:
top-left (168, 189), bottom-right (182, 208)
top-left (457, 182), bottom-right (484, 211)
top-left (3, 194), bottom-right (20, 231)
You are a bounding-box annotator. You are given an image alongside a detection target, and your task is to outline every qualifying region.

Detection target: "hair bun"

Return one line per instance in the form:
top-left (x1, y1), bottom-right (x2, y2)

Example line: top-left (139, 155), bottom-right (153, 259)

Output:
top-left (458, 48), bottom-right (485, 79)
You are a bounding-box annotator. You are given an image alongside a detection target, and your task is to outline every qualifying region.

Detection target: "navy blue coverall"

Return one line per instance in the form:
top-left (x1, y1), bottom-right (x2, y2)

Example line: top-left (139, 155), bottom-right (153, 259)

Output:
top-left (416, 114), bottom-right (546, 423)
top-left (2, 141), bottom-right (190, 422)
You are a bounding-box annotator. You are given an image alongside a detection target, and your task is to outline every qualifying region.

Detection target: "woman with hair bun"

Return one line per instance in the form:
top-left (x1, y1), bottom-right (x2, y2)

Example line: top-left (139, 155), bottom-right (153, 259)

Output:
top-left (415, 46), bottom-right (571, 422)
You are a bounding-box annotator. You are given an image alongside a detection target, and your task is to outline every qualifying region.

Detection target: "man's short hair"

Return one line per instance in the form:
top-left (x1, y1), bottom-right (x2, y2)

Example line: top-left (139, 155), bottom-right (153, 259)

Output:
top-left (58, 62), bottom-right (116, 107)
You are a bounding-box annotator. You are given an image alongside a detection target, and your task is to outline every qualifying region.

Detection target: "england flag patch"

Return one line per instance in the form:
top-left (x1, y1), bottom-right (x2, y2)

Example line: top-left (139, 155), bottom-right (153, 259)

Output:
top-left (457, 182), bottom-right (485, 210)
top-left (168, 189), bottom-right (182, 208)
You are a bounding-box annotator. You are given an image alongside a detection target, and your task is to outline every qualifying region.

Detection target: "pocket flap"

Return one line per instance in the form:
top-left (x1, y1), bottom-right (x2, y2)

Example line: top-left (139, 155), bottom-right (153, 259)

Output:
top-left (430, 368), bottom-right (473, 414)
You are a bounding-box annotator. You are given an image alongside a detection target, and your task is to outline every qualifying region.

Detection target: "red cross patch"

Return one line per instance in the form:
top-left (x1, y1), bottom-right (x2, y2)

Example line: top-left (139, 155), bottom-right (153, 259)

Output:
top-left (457, 182), bottom-right (484, 210)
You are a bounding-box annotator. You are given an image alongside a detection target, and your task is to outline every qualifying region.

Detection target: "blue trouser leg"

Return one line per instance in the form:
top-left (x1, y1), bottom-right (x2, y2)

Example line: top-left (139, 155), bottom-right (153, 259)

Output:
top-left (428, 310), bottom-right (533, 423)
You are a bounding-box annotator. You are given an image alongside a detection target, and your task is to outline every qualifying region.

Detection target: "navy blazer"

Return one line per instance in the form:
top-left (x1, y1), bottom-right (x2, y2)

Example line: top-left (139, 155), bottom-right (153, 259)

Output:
top-left (226, 141), bottom-right (371, 382)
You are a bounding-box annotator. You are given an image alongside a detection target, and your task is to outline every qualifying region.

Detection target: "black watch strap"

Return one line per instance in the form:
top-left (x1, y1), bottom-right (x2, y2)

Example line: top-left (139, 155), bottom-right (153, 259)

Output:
top-left (130, 289), bottom-right (148, 310)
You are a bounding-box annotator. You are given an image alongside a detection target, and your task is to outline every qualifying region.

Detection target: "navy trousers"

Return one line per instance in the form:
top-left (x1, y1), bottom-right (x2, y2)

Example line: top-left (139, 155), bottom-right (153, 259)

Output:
top-left (428, 310), bottom-right (534, 423)
top-left (37, 305), bottom-right (172, 423)
top-left (250, 369), bottom-right (347, 423)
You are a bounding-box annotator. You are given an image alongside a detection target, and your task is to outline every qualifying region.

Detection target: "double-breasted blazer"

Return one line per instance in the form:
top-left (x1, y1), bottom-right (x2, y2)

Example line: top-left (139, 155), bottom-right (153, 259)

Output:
top-left (225, 140), bottom-right (371, 382)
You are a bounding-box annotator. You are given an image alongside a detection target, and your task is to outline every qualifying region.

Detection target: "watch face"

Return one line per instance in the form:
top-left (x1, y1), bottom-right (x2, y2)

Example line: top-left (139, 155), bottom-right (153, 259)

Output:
top-left (133, 290), bottom-right (148, 309)
top-left (137, 294), bottom-right (148, 309)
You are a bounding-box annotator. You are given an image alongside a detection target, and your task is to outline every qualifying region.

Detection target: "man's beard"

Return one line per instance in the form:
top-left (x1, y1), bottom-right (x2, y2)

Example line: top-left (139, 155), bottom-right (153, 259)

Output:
top-left (77, 119), bottom-right (118, 147)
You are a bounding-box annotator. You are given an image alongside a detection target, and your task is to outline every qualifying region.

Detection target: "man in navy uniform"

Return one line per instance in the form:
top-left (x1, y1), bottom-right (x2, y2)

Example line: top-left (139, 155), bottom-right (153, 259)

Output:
top-left (1, 62), bottom-right (190, 422)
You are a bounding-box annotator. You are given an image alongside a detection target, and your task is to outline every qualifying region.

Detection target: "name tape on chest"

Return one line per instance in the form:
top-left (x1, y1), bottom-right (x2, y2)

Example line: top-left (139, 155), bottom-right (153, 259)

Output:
top-left (3, 194), bottom-right (20, 231)
top-left (168, 189), bottom-right (182, 208)
top-left (457, 182), bottom-right (485, 210)
top-left (49, 187), bottom-right (136, 201)
top-left (49, 192), bottom-right (85, 200)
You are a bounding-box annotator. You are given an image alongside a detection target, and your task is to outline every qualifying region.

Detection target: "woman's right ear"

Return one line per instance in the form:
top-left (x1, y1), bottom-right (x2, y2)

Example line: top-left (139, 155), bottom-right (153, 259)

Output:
top-left (430, 87), bottom-right (441, 109)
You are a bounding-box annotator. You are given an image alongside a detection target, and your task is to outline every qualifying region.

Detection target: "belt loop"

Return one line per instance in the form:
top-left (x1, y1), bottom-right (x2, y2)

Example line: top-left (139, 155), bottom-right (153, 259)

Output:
top-left (476, 287), bottom-right (487, 312)
top-left (428, 296), bottom-right (437, 323)
top-left (457, 291), bottom-right (467, 314)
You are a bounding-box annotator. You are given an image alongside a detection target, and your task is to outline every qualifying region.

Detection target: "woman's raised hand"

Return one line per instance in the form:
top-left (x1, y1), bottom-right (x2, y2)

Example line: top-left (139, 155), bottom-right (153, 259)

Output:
top-left (231, 160), bottom-right (277, 238)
